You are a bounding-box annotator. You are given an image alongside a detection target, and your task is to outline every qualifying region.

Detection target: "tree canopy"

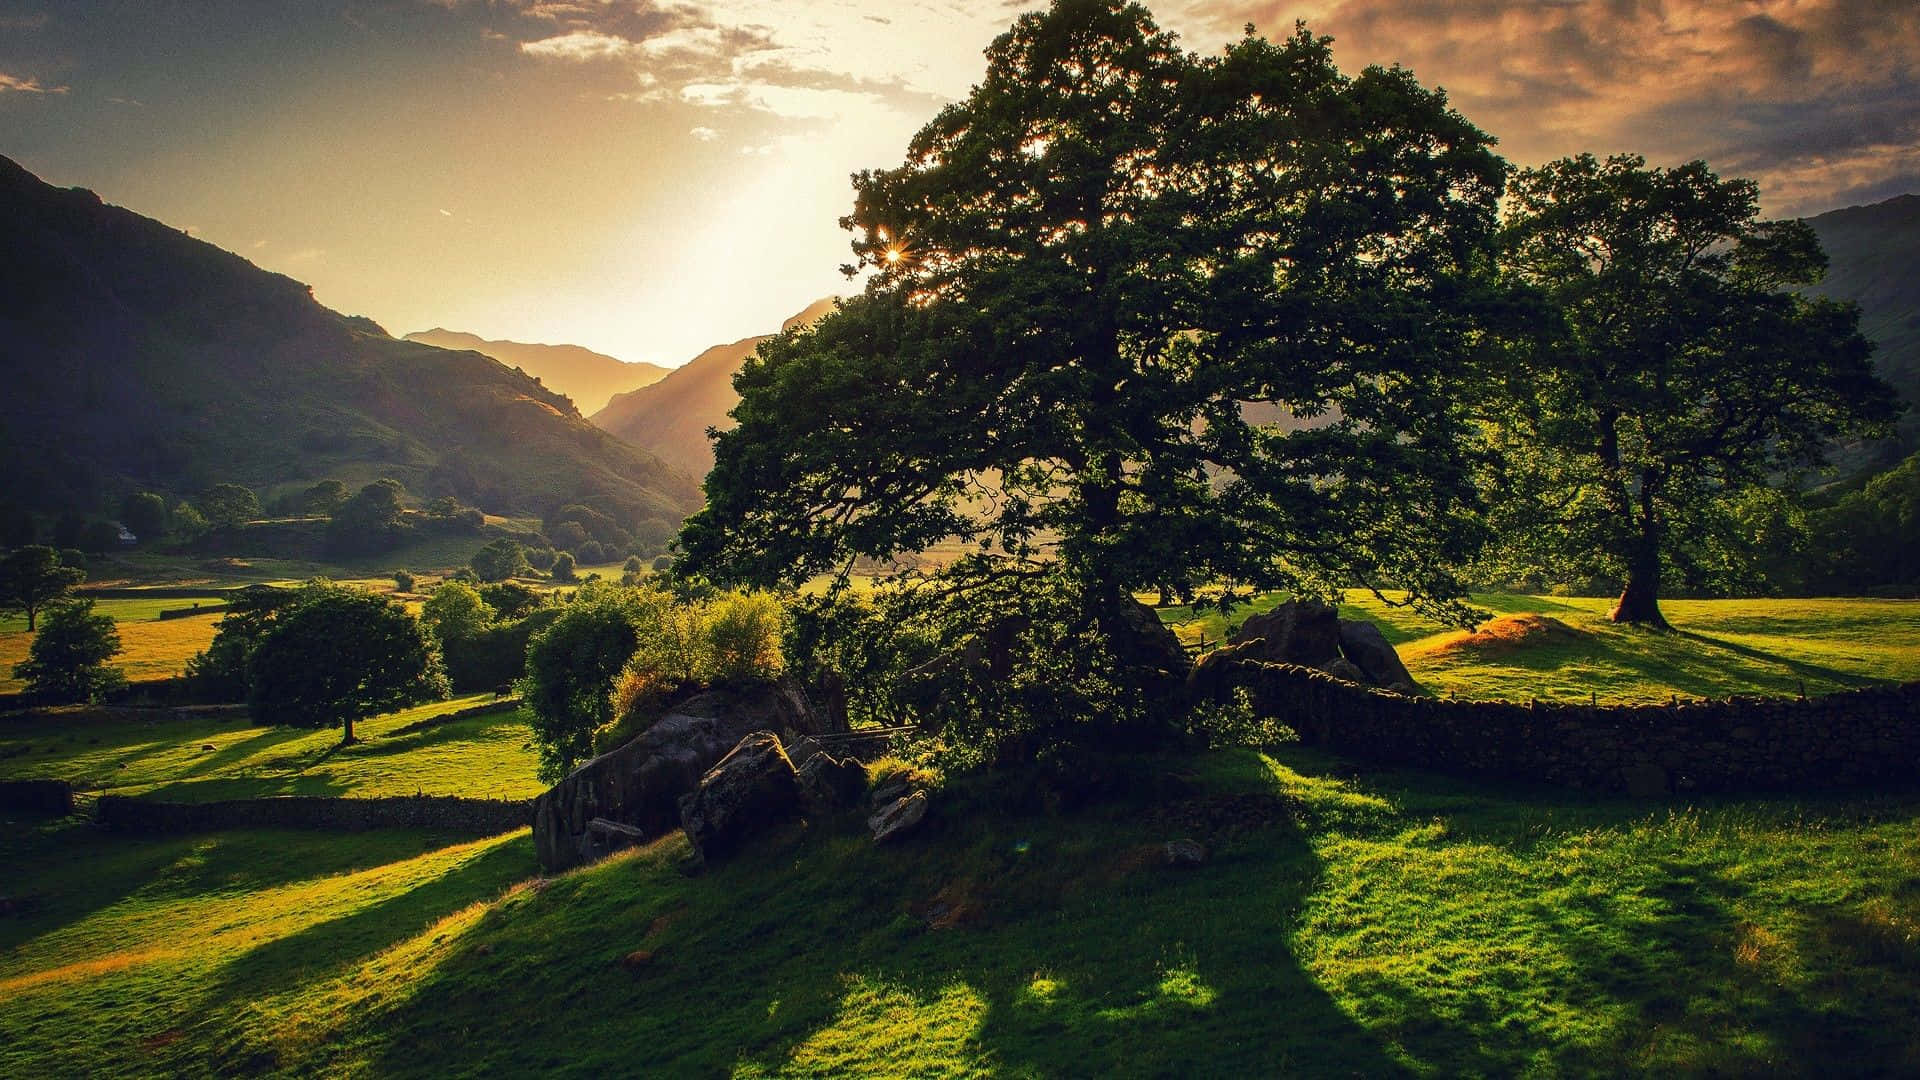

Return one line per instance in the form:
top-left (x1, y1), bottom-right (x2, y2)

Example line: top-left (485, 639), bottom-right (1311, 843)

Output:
top-left (1487, 154), bottom-right (1901, 626)
top-left (247, 589), bottom-right (445, 742)
top-left (197, 483), bottom-right (260, 530)
top-left (678, 1), bottom-right (1505, 630)
top-left (12, 599), bottom-right (124, 703)
top-left (0, 545), bottom-right (86, 631)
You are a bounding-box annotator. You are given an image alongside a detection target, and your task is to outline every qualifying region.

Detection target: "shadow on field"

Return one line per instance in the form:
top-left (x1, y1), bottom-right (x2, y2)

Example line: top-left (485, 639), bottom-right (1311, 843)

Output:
top-left (203, 832), bottom-right (530, 1003)
top-left (342, 711), bottom-right (525, 761)
top-left (1677, 631), bottom-right (1880, 691)
top-left (355, 763), bottom-right (1423, 1078)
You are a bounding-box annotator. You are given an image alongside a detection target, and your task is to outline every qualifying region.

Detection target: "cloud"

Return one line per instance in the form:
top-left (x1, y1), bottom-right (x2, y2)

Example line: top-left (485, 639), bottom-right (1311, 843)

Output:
top-left (1175, 0), bottom-right (1920, 215)
top-left (689, 125), bottom-right (720, 140)
top-left (0, 71), bottom-right (67, 94)
top-left (520, 29), bottom-right (643, 61)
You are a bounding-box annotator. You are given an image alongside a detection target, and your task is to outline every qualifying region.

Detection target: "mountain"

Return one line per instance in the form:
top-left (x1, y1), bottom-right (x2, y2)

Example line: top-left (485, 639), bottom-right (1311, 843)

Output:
top-left (401, 329), bottom-right (669, 414)
top-left (590, 297), bottom-right (840, 480)
top-left (0, 155), bottom-right (700, 525)
top-left (1806, 193), bottom-right (1920, 457)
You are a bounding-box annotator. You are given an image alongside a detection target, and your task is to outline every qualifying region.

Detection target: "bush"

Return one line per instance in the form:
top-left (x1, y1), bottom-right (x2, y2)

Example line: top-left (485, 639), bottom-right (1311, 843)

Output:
top-left (652, 555), bottom-right (674, 572)
top-left (393, 570), bottom-right (416, 594)
top-left (703, 590), bottom-right (785, 682)
top-left (13, 599), bottom-right (125, 703)
top-left (575, 540), bottom-right (605, 565)
top-left (524, 545), bottom-right (556, 571)
top-left (551, 551), bottom-right (577, 582)
top-left (444, 607), bottom-right (558, 694)
top-left (623, 555), bottom-right (643, 573)
top-left (471, 538), bottom-right (528, 582)
top-left (478, 581), bottom-right (541, 620)
top-left (518, 588), bottom-right (647, 781)
top-left (78, 519), bottom-right (123, 554)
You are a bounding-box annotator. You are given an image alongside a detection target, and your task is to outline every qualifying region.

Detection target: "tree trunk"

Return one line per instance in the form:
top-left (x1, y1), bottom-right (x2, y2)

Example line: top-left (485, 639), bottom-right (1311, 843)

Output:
top-left (1610, 469), bottom-right (1671, 628)
top-left (341, 714), bottom-right (359, 745)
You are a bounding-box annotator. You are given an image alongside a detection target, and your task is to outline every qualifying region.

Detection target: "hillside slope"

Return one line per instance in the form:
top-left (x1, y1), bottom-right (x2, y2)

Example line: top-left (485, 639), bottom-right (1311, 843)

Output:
top-left (591, 297), bottom-right (839, 480)
top-left (1807, 192), bottom-right (1920, 455)
top-left (401, 329), bottom-right (668, 414)
top-left (0, 156), bottom-right (699, 523)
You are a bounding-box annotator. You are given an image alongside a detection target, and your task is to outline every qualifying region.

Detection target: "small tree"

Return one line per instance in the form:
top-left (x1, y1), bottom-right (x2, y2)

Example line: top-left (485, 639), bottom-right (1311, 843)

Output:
top-left (298, 479), bottom-right (349, 517)
top-left (198, 483), bottom-right (261, 530)
top-left (518, 589), bottom-right (642, 780)
top-left (470, 538), bottom-right (528, 582)
top-left (170, 501), bottom-right (208, 539)
top-left (0, 545), bottom-right (86, 631)
top-left (13, 599), bottom-right (125, 703)
top-left (119, 492), bottom-right (169, 543)
top-left (247, 591), bottom-right (446, 743)
top-left (1490, 154), bottom-right (1902, 626)
top-left (420, 581), bottom-right (496, 646)
top-left (551, 551), bottom-right (578, 583)
top-left (326, 479), bottom-right (409, 556)
top-left (78, 520), bottom-right (123, 554)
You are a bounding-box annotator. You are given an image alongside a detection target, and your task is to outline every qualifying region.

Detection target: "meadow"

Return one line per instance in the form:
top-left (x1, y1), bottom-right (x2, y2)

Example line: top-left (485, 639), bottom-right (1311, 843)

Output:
top-left (1161, 592), bottom-right (1920, 704)
top-left (0, 694), bottom-right (541, 803)
top-left (4, 748), bottom-right (1917, 1076)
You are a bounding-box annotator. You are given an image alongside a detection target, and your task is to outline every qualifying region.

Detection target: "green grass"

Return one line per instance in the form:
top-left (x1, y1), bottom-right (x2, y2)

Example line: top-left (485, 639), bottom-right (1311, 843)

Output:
top-left (1158, 592), bottom-right (1920, 704)
top-left (0, 694), bottom-right (542, 802)
top-left (4, 749), bottom-right (1918, 1076)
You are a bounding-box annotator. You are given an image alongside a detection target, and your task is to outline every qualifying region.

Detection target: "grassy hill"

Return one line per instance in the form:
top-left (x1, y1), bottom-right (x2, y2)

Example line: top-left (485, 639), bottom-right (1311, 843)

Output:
top-left (0, 155), bottom-right (700, 523)
top-left (401, 329), bottom-right (669, 415)
top-left (591, 297), bottom-right (840, 481)
top-left (4, 746), bottom-right (1918, 1076)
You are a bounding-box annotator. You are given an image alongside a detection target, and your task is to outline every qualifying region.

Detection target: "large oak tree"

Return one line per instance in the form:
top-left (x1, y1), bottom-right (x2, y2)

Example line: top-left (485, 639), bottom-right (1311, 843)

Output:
top-left (1489, 154), bottom-right (1901, 627)
top-left (678, 1), bottom-right (1506, 637)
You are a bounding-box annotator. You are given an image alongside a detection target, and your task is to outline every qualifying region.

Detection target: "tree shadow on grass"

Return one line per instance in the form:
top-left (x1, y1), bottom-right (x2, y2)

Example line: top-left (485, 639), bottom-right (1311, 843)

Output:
top-left (355, 775), bottom-right (1424, 1078)
top-left (201, 831), bottom-right (531, 1004)
top-left (1675, 630), bottom-right (1882, 692)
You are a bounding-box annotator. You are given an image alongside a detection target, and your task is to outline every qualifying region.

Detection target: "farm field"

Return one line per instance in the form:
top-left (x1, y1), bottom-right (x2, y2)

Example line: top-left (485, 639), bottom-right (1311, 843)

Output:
top-left (0, 597), bottom-right (227, 694)
top-left (4, 748), bottom-right (1918, 1076)
top-left (0, 694), bottom-right (541, 803)
top-left (1160, 593), bottom-right (1920, 704)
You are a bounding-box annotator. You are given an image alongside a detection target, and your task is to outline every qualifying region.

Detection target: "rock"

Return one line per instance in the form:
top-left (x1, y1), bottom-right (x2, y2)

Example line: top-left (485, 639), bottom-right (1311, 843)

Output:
top-left (1100, 596), bottom-right (1191, 679)
top-left (869, 777), bottom-right (911, 808)
top-left (1316, 657), bottom-right (1369, 684)
top-left (1164, 838), bottom-right (1208, 867)
top-left (532, 679), bottom-right (824, 871)
top-left (1337, 620), bottom-right (1416, 689)
top-left (794, 751), bottom-right (867, 817)
top-left (678, 732), bottom-right (799, 862)
top-left (581, 817), bottom-right (647, 861)
top-left (619, 949), bottom-right (655, 971)
top-left (784, 735), bottom-right (822, 769)
top-left (1230, 599), bottom-right (1342, 667)
top-left (869, 790), bottom-right (928, 843)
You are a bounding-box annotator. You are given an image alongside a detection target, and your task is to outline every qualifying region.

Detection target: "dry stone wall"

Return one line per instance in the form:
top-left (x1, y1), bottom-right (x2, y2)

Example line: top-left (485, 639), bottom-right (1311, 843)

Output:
top-left (1200, 660), bottom-right (1920, 796)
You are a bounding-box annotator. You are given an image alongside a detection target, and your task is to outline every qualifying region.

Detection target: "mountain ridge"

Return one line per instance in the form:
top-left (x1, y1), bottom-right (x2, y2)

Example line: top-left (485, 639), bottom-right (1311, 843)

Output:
top-left (401, 328), bottom-right (669, 414)
top-left (0, 154), bottom-right (701, 526)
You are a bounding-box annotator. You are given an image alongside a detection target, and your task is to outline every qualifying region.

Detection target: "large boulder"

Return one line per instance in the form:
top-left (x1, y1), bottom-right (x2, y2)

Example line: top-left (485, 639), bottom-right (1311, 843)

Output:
top-left (868, 790), bottom-right (929, 843)
top-left (1337, 619), bottom-right (1416, 690)
top-left (1102, 596), bottom-right (1191, 679)
top-left (678, 732), bottom-right (799, 861)
top-left (1230, 599), bottom-right (1342, 667)
top-left (532, 679), bottom-right (822, 871)
top-left (794, 751), bottom-right (868, 817)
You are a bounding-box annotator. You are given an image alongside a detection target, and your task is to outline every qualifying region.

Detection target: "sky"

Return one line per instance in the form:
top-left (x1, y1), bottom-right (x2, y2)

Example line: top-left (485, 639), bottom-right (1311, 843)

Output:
top-left (3, 0), bottom-right (1916, 367)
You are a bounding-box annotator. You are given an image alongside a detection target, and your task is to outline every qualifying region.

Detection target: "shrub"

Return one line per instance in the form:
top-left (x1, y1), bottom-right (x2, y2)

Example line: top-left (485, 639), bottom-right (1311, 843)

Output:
top-left (444, 607), bottom-right (558, 693)
top-left (524, 545), bottom-right (556, 571)
top-left (702, 590), bottom-right (785, 682)
top-left (393, 570), bottom-right (416, 594)
top-left (551, 551), bottom-right (577, 582)
top-left (13, 599), bottom-right (125, 703)
top-left (652, 555), bottom-right (673, 572)
top-left (518, 589), bottom-right (646, 781)
top-left (575, 540), bottom-right (606, 565)
top-left (471, 538), bottom-right (528, 582)
top-left (623, 555), bottom-right (643, 573)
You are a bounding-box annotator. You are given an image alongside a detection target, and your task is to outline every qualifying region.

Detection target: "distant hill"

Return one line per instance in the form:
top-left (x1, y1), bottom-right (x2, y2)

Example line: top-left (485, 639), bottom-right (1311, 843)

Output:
top-left (1806, 193), bottom-right (1920, 459)
top-left (0, 155), bottom-right (700, 525)
top-left (591, 297), bottom-right (840, 480)
top-left (401, 329), bottom-right (669, 414)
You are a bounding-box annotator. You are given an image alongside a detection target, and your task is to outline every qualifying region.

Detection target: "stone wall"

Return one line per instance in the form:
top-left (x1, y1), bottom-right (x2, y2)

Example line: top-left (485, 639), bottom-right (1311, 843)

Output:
top-left (1200, 661), bottom-right (1920, 796)
top-left (0, 779), bottom-right (73, 814)
top-left (96, 794), bottom-right (531, 835)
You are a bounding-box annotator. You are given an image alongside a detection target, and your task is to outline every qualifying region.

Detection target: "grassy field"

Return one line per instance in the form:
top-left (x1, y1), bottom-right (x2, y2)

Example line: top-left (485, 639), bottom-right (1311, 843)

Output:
top-left (0, 694), bottom-right (541, 802)
top-left (0, 597), bottom-right (228, 694)
top-left (1159, 592), bottom-right (1920, 704)
top-left (4, 748), bottom-right (1918, 1076)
